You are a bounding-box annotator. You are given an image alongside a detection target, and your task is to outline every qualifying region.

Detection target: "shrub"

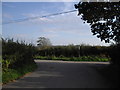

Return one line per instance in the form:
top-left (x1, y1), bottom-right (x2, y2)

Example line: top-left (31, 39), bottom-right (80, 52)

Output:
top-left (2, 38), bottom-right (37, 69)
top-left (2, 38), bottom-right (37, 84)
top-left (36, 45), bottom-right (109, 58)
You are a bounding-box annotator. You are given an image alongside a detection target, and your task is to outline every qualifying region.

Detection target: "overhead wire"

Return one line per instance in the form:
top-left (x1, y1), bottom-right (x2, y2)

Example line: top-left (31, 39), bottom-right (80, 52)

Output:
top-left (2, 9), bottom-right (77, 25)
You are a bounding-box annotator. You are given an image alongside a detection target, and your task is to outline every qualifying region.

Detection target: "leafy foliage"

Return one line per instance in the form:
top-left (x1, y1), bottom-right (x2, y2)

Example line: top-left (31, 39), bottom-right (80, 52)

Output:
top-left (2, 38), bottom-right (37, 69)
top-left (36, 44), bottom-right (109, 58)
top-left (75, 2), bottom-right (120, 65)
top-left (2, 38), bottom-right (37, 84)
top-left (108, 44), bottom-right (120, 65)
top-left (37, 37), bottom-right (52, 50)
top-left (75, 2), bottom-right (120, 44)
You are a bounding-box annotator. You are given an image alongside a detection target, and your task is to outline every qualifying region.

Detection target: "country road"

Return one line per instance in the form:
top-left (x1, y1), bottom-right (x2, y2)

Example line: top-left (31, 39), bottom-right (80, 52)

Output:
top-left (3, 60), bottom-right (112, 88)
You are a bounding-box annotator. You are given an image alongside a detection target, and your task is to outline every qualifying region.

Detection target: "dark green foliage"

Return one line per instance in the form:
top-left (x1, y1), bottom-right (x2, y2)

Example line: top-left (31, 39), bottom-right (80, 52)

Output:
top-left (36, 44), bottom-right (109, 58)
top-left (35, 44), bottom-right (110, 62)
top-left (108, 44), bottom-right (120, 65)
top-left (75, 2), bottom-right (120, 65)
top-left (2, 38), bottom-right (37, 84)
top-left (2, 38), bottom-right (37, 69)
top-left (75, 2), bottom-right (120, 44)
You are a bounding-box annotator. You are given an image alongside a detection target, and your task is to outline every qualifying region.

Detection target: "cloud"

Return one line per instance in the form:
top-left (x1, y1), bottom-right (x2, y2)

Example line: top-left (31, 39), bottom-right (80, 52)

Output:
top-left (22, 12), bottom-right (53, 23)
top-left (24, 9), bottom-right (90, 36)
top-left (21, 2), bottom-right (77, 24)
top-left (39, 12), bottom-right (90, 34)
top-left (3, 13), bottom-right (13, 19)
top-left (42, 25), bottom-right (91, 36)
top-left (11, 34), bottom-right (36, 44)
top-left (40, 33), bottom-right (59, 39)
top-left (13, 2), bottom-right (77, 25)
top-left (2, 2), bottom-right (110, 46)
top-left (62, 2), bottom-right (73, 11)
top-left (12, 34), bottom-right (28, 40)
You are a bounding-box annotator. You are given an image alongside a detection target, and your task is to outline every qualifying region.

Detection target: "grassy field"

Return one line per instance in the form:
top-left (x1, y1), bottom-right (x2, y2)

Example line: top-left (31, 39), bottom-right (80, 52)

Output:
top-left (34, 55), bottom-right (110, 62)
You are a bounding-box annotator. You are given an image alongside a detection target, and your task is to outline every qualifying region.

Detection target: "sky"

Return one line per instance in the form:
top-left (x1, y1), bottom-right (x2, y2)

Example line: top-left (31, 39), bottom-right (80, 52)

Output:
top-left (2, 2), bottom-right (110, 46)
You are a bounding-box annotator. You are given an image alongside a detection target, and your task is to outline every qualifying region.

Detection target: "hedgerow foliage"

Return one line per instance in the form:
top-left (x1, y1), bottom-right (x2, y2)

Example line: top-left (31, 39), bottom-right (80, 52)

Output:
top-left (2, 38), bottom-right (37, 71)
top-left (36, 44), bottom-right (109, 58)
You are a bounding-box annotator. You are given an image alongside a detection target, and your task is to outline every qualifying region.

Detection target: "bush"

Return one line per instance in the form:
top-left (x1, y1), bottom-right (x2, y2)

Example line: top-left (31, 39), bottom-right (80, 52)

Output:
top-left (2, 38), bottom-right (37, 69)
top-left (2, 38), bottom-right (37, 84)
top-left (36, 45), bottom-right (109, 58)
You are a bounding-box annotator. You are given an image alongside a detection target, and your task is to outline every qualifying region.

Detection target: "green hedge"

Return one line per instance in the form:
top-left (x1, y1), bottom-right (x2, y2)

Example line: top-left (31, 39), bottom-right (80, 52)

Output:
top-left (2, 38), bottom-right (37, 84)
top-left (36, 45), bottom-right (109, 57)
top-left (34, 55), bottom-right (109, 62)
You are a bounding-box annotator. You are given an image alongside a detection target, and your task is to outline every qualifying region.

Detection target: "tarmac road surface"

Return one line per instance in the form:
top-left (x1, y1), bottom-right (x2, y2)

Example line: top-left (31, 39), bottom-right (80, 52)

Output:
top-left (3, 60), bottom-right (112, 88)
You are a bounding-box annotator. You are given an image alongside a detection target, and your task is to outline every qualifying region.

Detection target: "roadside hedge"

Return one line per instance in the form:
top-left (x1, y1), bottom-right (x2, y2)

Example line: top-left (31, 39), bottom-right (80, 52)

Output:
top-left (2, 38), bottom-right (37, 84)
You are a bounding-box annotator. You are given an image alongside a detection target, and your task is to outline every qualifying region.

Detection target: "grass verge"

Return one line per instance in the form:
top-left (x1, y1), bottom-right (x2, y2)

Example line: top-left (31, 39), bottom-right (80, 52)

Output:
top-left (2, 62), bottom-right (37, 84)
top-left (34, 55), bottom-right (109, 62)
